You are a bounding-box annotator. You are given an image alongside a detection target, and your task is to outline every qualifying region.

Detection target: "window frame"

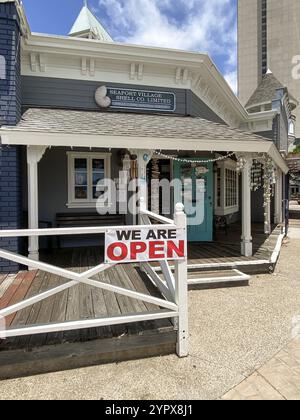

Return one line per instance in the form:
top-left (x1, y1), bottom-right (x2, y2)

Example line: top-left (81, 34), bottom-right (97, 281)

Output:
top-left (67, 152), bottom-right (112, 208)
top-left (289, 119), bottom-right (296, 137)
top-left (214, 160), bottom-right (239, 216)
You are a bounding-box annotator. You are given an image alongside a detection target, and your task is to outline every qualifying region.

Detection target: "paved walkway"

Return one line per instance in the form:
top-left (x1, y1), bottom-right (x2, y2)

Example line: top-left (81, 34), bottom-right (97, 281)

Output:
top-left (0, 228), bottom-right (300, 400)
top-left (222, 338), bottom-right (300, 400)
top-left (222, 226), bottom-right (300, 400)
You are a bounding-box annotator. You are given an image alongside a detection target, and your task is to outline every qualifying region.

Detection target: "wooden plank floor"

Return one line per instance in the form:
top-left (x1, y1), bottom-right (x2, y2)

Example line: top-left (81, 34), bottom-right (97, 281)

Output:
top-left (186, 224), bottom-right (281, 267)
top-left (0, 249), bottom-right (174, 353)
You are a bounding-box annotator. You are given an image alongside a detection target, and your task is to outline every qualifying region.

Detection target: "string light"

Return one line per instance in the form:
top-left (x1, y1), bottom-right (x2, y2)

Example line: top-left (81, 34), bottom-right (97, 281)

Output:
top-left (152, 150), bottom-right (235, 164)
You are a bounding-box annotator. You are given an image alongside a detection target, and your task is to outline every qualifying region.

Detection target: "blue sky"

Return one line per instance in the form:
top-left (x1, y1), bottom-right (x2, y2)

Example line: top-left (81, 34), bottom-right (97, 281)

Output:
top-left (22, 0), bottom-right (238, 92)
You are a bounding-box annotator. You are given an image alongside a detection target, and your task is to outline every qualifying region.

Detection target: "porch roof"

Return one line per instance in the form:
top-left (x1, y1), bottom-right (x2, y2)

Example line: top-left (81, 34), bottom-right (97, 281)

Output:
top-left (0, 108), bottom-right (288, 173)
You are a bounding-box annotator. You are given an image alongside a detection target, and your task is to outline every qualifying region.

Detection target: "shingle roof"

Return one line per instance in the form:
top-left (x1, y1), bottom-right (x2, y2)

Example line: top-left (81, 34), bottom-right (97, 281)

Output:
top-left (3, 108), bottom-right (273, 144)
top-left (69, 5), bottom-right (113, 42)
top-left (245, 73), bottom-right (284, 108)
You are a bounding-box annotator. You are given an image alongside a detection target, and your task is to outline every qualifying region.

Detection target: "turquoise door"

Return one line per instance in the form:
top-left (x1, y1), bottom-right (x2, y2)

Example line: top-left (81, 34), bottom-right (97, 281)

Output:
top-left (173, 159), bottom-right (213, 242)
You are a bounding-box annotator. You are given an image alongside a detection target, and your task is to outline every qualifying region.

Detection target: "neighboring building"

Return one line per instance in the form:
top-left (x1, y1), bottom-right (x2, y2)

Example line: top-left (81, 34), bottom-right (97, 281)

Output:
top-left (287, 155), bottom-right (300, 197)
top-left (238, 0), bottom-right (300, 137)
top-left (244, 70), bottom-right (298, 152)
top-left (0, 0), bottom-right (290, 273)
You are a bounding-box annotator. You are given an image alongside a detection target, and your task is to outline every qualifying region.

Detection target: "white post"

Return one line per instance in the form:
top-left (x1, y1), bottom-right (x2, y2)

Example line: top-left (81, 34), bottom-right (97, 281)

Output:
top-left (174, 203), bottom-right (188, 357)
top-left (129, 150), bottom-right (152, 224)
top-left (274, 168), bottom-right (283, 225)
top-left (241, 155), bottom-right (253, 257)
top-left (264, 200), bottom-right (271, 235)
top-left (137, 150), bottom-right (152, 206)
top-left (27, 146), bottom-right (46, 263)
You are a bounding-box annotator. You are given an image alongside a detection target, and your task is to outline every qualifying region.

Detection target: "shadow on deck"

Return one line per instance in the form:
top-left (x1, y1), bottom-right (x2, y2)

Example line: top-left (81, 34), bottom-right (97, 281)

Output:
top-left (0, 249), bottom-right (176, 379)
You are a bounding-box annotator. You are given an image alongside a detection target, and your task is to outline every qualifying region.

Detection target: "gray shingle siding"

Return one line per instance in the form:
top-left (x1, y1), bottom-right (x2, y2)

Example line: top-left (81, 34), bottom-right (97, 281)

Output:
top-left (21, 76), bottom-right (224, 123)
top-left (0, 1), bottom-right (22, 273)
top-left (21, 77), bottom-right (187, 116)
top-left (186, 91), bottom-right (225, 124)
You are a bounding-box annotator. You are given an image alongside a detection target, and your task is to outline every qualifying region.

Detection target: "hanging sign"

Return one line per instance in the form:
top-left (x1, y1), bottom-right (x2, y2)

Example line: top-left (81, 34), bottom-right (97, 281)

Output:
top-left (96, 86), bottom-right (176, 112)
top-left (105, 227), bottom-right (186, 264)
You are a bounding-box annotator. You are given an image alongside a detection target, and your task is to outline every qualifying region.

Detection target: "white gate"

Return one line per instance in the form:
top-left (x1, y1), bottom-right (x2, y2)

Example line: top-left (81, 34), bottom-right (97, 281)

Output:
top-left (0, 203), bottom-right (188, 357)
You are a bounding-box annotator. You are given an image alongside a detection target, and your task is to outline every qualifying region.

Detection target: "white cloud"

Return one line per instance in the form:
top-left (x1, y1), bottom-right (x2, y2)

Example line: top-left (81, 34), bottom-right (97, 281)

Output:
top-left (98, 0), bottom-right (237, 93)
top-left (224, 71), bottom-right (238, 94)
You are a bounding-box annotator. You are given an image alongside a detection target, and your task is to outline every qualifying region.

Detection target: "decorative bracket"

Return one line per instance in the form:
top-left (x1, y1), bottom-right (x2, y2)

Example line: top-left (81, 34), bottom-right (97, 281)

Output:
top-left (30, 53), bottom-right (47, 73)
top-left (129, 63), bottom-right (144, 80)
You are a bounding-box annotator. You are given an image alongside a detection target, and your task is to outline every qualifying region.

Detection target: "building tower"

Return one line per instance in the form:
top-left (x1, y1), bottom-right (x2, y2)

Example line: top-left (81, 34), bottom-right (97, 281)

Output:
top-left (238, 0), bottom-right (300, 137)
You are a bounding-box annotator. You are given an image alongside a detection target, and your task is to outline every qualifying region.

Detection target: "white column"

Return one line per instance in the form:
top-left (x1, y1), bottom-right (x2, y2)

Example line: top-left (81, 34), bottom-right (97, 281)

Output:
top-left (274, 169), bottom-right (283, 225)
top-left (241, 155), bottom-right (253, 257)
top-left (137, 150), bottom-right (152, 204)
top-left (27, 146), bottom-right (46, 262)
top-left (129, 149), bottom-right (152, 223)
top-left (174, 203), bottom-right (188, 357)
top-left (264, 200), bottom-right (271, 235)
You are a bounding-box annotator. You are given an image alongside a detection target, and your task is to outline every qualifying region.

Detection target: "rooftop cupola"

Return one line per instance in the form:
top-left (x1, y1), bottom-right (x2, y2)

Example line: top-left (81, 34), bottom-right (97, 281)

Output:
top-left (69, 1), bottom-right (113, 42)
top-left (245, 70), bottom-right (298, 114)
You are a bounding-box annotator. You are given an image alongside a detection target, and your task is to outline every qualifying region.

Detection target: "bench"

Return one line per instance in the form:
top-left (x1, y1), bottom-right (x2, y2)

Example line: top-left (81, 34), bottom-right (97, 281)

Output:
top-left (214, 216), bottom-right (228, 237)
top-left (56, 213), bottom-right (126, 248)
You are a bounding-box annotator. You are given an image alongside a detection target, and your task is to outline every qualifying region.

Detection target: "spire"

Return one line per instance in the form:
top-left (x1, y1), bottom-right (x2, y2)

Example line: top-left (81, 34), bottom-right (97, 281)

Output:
top-left (69, 2), bottom-right (113, 42)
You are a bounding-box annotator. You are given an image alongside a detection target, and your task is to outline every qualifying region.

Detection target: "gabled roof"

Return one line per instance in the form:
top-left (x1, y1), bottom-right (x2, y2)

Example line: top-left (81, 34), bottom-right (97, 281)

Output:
top-left (69, 4), bottom-right (113, 42)
top-left (245, 71), bottom-right (298, 110)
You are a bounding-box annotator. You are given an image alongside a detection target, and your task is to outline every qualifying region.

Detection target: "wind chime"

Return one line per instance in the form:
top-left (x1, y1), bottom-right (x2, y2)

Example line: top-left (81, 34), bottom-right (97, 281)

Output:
top-left (236, 154), bottom-right (276, 235)
top-left (251, 160), bottom-right (264, 191)
top-left (151, 157), bottom-right (160, 214)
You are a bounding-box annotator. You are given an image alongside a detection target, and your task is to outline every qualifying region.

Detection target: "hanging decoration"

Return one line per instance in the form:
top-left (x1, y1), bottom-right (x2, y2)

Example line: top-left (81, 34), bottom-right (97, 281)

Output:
top-left (262, 156), bottom-right (277, 233)
top-left (263, 156), bottom-right (276, 203)
top-left (236, 156), bottom-right (247, 173)
top-left (152, 150), bottom-right (235, 164)
top-left (151, 157), bottom-right (160, 215)
top-left (251, 160), bottom-right (264, 191)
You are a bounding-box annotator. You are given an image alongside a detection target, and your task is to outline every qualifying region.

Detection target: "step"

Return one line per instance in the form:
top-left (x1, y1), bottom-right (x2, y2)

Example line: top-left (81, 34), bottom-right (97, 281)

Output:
top-left (187, 269), bottom-right (250, 287)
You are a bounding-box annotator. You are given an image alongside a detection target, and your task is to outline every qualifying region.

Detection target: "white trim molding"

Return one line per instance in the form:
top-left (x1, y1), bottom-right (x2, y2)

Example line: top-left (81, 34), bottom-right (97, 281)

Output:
top-left (0, 131), bottom-right (289, 174)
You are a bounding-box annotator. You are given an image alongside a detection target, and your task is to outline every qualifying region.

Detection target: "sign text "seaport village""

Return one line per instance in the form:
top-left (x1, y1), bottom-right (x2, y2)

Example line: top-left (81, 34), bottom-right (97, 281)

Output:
top-left (107, 87), bottom-right (176, 112)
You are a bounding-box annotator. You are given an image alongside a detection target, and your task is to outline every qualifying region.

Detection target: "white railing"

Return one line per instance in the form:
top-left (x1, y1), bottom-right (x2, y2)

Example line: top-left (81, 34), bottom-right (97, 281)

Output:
top-left (0, 202), bottom-right (188, 358)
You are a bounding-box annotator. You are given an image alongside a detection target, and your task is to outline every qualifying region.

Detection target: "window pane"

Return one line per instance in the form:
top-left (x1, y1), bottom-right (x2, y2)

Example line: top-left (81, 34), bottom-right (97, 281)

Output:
top-left (225, 169), bottom-right (237, 207)
top-left (75, 159), bottom-right (87, 170)
top-left (93, 172), bottom-right (105, 184)
top-left (75, 172), bottom-right (87, 186)
top-left (93, 159), bottom-right (104, 170)
top-left (75, 186), bottom-right (88, 199)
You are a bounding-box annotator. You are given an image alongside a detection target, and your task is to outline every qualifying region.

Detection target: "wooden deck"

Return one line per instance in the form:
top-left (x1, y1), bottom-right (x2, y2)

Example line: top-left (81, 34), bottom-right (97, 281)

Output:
top-left (0, 223), bottom-right (282, 378)
top-left (0, 249), bottom-right (176, 379)
top-left (187, 223), bottom-right (282, 272)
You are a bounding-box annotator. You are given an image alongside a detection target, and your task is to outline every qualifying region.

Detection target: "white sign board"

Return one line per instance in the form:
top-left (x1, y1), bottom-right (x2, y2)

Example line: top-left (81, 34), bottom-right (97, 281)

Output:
top-left (105, 227), bottom-right (186, 264)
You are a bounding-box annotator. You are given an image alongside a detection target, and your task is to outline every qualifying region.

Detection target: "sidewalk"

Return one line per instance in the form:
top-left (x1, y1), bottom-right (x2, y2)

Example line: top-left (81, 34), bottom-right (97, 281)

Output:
top-left (222, 228), bottom-right (300, 400)
top-left (0, 229), bottom-right (300, 400)
top-left (222, 338), bottom-right (300, 400)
